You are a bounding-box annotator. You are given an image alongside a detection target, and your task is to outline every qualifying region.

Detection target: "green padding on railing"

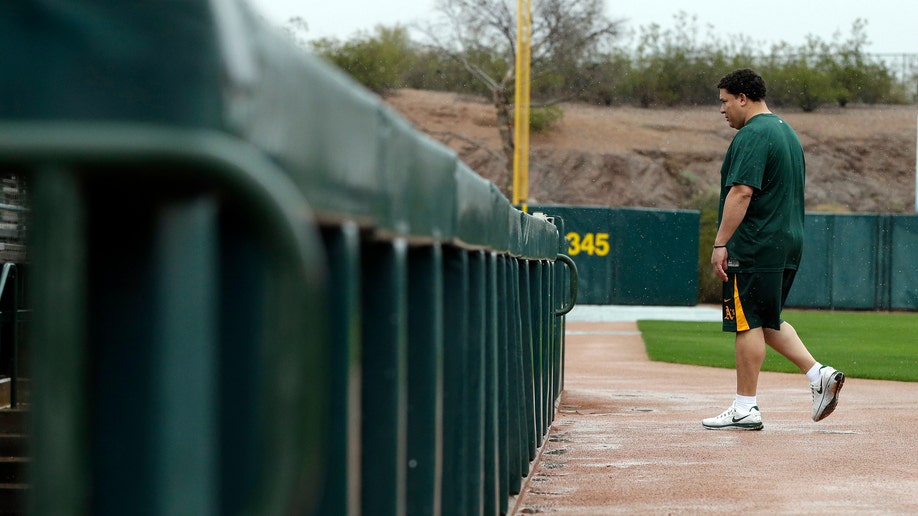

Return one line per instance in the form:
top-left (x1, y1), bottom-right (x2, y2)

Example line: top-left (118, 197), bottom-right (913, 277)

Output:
top-left (454, 163), bottom-right (496, 249)
top-left (3, 0), bottom-right (519, 246)
top-left (488, 184), bottom-right (512, 252)
top-left (0, 3), bottom-right (223, 126)
top-left (518, 212), bottom-right (560, 260)
top-left (236, 46), bottom-right (387, 224)
top-left (381, 110), bottom-right (457, 240)
top-left (508, 207), bottom-right (524, 257)
top-left (0, 1), bottom-right (389, 225)
top-left (455, 178), bottom-right (562, 257)
top-left (518, 213), bottom-right (533, 259)
top-left (538, 217), bottom-right (561, 258)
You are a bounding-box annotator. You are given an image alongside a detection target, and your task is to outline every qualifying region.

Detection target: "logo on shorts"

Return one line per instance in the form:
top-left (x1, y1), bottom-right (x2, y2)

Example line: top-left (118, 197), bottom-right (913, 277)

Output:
top-left (724, 307), bottom-right (736, 321)
top-left (727, 259), bottom-right (740, 268)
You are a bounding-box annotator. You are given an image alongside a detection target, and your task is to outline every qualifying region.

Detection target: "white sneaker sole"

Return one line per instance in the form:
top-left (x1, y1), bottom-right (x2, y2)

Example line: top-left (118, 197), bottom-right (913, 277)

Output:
top-left (702, 422), bottom-right (764, 431)
top-left (813, 372), bottom-right (845, 422)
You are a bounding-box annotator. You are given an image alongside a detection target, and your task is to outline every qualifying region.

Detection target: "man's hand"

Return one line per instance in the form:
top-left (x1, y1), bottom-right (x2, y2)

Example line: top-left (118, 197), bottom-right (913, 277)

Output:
top-left (711, 247), bottom-right (729, 282)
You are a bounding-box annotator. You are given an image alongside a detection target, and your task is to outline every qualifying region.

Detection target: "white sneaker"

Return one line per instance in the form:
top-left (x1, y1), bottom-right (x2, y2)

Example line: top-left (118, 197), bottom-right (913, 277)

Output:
top-left (812, 366), bottom-right (845, 422)
top-left (702, 402), bottom-right (763, 430)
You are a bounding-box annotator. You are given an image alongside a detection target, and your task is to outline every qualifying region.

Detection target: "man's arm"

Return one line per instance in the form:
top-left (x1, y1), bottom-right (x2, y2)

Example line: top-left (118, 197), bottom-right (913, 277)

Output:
top-left (711, 183), bottom-right (754, 282)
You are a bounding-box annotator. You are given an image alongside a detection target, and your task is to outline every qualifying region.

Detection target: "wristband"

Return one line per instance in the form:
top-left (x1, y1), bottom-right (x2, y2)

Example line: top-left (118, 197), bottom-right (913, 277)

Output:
top-left (713, 245), bottom-right (727, 249)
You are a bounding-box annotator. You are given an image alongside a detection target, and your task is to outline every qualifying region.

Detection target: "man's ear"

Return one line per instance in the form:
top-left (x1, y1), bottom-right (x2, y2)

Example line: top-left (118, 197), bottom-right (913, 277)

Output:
top-left (737, 93), bottom-right (748, 105)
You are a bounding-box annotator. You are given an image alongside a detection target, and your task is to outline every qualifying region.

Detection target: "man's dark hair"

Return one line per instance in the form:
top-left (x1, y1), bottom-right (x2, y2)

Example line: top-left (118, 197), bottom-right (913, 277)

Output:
top-left (717, 68), bottom-right (767, 101)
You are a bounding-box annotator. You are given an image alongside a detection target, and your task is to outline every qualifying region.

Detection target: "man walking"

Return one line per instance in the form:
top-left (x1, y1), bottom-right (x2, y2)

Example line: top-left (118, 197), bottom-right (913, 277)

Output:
top-left (702, 68), bottom-right (844, 431)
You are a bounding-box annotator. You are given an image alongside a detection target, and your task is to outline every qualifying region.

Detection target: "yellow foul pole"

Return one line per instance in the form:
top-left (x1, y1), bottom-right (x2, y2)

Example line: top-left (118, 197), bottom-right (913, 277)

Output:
top-left (512, 0), bottom-right (532, 212)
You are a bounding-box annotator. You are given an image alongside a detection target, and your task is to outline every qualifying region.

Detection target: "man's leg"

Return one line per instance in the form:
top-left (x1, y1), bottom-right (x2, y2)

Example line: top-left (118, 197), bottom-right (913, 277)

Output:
top-left (765, 321), bottom-right (844, 421)
top-left (702, 328), bottom-right (767, 430)
top-left (735, 327), bottom-right (766, 396)
top-left (763, 321), bottom-right (816, 372)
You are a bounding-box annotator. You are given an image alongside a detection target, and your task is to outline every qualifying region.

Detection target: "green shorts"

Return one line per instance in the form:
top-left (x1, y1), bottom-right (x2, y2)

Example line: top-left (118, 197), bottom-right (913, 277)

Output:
top-left (722, 269), bottom-right (797, 332)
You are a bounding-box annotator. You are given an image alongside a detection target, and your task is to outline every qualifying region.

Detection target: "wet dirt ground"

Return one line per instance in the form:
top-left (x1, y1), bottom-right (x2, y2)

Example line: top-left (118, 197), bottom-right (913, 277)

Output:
top-left (510, 320), bottom-right (918, 514)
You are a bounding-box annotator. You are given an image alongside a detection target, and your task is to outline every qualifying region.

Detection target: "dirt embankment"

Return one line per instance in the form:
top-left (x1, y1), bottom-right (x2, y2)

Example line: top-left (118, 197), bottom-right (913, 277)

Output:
top-left (384, 89), bottom-right (918, 213)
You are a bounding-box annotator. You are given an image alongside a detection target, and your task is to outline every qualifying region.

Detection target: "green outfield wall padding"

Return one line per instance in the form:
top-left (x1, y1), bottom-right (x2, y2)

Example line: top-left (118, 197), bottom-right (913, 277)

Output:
top-left (612, 208), bottom-right (698, 306)
top-left (532, 207), bottom-right (612, 305)
top-left (788, 214), bottom-right (918, 311)
top-left (784, 214), bottom-right (835, 308)
top-left (532, 206), bottom-right (699, 306)
top-left (830, 215), bottom-right (879, 309)
top-left (890, 216), bottom-right (918, 309)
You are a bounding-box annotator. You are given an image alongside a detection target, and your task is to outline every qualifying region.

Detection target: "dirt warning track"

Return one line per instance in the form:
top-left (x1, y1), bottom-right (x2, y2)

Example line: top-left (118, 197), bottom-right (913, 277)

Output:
top-left (511, 321), bottom-right (918, 514)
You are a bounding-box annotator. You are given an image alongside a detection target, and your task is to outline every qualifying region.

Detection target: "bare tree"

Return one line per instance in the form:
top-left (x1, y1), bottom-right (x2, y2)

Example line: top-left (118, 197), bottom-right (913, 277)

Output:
top-left (421, 0), bottom-right (622, 188)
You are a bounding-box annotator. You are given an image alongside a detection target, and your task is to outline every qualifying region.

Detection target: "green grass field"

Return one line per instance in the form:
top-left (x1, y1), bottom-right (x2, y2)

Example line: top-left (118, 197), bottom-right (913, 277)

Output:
top-left (638, 309), bottom-right (918, 382)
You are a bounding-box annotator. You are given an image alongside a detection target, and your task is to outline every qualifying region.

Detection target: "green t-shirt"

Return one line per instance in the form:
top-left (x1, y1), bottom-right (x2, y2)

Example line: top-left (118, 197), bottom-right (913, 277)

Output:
top-left (719, 113), bottom-right (805, 272)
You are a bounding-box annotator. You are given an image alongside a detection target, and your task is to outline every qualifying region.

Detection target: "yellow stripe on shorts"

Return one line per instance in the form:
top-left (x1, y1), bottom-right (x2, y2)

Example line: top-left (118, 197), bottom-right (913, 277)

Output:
top-left (733, 278), bottom-right (750, 331)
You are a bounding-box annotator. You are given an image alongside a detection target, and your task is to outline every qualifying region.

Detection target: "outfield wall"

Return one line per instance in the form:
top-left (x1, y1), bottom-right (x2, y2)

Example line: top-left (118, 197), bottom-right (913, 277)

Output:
top-left (532, 206), bottom-right (700, 306)
top-left (534, 207), bottom-right (918, 311)
top-left (788, 213), bottom-right (918, 310)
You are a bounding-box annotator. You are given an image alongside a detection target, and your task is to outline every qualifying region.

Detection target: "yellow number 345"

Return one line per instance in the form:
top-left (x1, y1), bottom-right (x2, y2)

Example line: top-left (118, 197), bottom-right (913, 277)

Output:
top-left (566, 232), bottom-right (610, 257)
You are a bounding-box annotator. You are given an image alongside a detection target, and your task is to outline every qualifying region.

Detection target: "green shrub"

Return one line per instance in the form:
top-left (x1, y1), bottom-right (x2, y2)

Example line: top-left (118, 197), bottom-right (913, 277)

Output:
top-left (529, 105), bottom-right (564, 133)
top-left (304, 19), bottom-right (911, 107)
top-left (309, 25), bottom-right (416, 93)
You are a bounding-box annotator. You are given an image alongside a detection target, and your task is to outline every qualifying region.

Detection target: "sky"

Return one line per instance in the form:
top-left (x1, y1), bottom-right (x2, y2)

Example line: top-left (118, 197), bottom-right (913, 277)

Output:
top-left (247, 0), bottom-right (916, 55)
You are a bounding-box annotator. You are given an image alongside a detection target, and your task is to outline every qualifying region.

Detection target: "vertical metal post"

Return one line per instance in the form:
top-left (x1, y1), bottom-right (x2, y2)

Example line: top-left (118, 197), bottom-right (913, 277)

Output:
top-left (465, 250), bottom-right (486, 515)
top-left (153, 197), bottom-right (219, 516)
top-left (517, 260), bottom-right (537, 461)
top-left (360, 238), bottom-right (409, 516)
top-left (29, 165), bottom-right (89, 516)
top-left (406, 243), bottom-right (444, 516)
top-left (496, 254), bottom-right (511, 511)
top-left (10, 267), bottom-right (18, 409)
top-left (441, 248), bottom-right (469, 516)
top-left (482, 252), bottom-right (500, 516)
top-left (508, 258), bottom-right (529, 482)
top-left (318, 223), bottom-right (362, 516)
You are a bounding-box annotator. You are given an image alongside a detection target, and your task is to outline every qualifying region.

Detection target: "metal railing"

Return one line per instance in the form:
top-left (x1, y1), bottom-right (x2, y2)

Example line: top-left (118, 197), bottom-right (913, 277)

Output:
top-left (2, 2), bottom-right (579, 514)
